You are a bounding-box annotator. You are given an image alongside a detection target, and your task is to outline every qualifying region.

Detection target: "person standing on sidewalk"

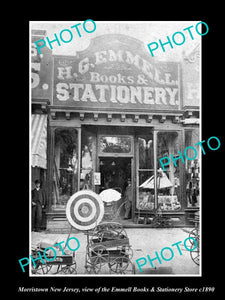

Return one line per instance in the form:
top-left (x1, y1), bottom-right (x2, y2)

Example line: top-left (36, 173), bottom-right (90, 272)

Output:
top-left (124, 179), bottom-right (132, 219)
top-left (32, 179), bottom-right (46, 231)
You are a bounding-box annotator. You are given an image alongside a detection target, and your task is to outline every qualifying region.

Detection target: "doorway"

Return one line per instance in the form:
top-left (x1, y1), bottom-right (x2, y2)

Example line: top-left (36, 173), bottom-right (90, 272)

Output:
top-left (98, 157), bottom-right (132, 222)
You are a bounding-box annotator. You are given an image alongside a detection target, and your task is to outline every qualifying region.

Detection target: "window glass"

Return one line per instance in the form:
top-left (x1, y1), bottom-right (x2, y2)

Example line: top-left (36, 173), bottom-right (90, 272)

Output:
top-left (138, 136), bottom-right (153, 169)
top-left (99, 136), bottom-right (132, 154)
top-left (52, 128), bottom-right (78, 209)
top-left (137, 170), bottom-right (155, 210)
top-left (136, 134), bottom-right (154, 211)
top-left (156, 132), bottom-right (181, 211)
top-left (185, 130), bottom-right (200, 208)
top-left (81, 130), bottom-right (94, 190)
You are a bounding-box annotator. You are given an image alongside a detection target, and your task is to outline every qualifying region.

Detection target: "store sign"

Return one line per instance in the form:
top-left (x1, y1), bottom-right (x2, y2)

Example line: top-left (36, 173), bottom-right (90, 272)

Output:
top-left (53, 35), bottom-right (180, 111)
top-left (31, 33), bottom-right (53, 99)
top-left (94, 172), bottom-right (101, 185)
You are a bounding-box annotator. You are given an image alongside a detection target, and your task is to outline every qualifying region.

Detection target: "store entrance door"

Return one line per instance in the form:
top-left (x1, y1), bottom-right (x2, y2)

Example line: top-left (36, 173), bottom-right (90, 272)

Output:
top-left (98, 157), bottom-right (133, 223)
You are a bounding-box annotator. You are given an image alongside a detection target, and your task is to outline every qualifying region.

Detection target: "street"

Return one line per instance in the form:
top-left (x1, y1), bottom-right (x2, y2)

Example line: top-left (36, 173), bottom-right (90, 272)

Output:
top-left (30, 227), bottom-right (200, 276)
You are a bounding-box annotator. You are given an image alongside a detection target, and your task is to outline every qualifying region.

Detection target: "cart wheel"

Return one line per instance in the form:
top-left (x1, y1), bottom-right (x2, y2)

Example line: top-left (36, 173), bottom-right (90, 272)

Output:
top-left (57, 264), bottom-right (77, 274)
top-left (108, 245), bottom-right (133, 274)
top-left (189, 228), bottom-right (199, 244)
top-left (31, 262), bottom-right (52, 275)
top-left (160, 218), bottom-right (167, 228)
top-left (168, 218), bottom-right (174, 228)
top-left (125, 261), bottom-right (136, 274)
top-left (162, 217), bottom-right (173, 227)
top-left (119, 245), bottom-right (133, 259)
top-left (190, 241), bottom-right (200, 266)
top-left (85, 264), bottom-right (94, 274)
top-left (152, 216), bottom-right (161, 227)
top-left (88, 245), bottom-right (109, 274)
top-left (85, 246), bottom-right (94, 274)
top-left (108, 256), bottom-right (133, 274)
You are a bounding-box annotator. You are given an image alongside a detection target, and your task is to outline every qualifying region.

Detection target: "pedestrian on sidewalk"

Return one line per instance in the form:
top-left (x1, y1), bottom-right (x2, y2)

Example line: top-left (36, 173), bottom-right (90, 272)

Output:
top-left (32, 179), bottom-right (46, 231)
top-left (124, 179), bottom-right (132, 219)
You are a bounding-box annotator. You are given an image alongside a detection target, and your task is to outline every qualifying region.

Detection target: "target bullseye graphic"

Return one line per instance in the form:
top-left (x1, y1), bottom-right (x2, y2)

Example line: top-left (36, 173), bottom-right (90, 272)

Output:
top-left (66, 190), bottom-right (104, 230)
top-left (74, 198), bottom-right (97, 222)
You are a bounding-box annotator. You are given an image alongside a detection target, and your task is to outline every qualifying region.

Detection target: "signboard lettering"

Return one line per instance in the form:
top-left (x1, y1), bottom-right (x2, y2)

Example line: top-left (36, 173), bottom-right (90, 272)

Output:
top-left (53, 37), bottom-right (180, 111)
top-left (31, 32), bottom-right (53, 100)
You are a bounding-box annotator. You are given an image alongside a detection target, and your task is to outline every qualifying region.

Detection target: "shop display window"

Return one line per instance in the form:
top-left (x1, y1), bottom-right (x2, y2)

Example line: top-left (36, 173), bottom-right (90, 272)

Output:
top-left (136, 135), bottom-right (155, 211)
top-left (185, 130), bottom-right (200, 208)
top-left (156, 132), bottom-right (181, 211)
top-left (52, 128), bottom-right (78, 209)
top-left (138, 137), bottom-right (154, 169)
top-left (81, 129), bottom-right (95, 190)
top-left (137, 170), bottom-right (155, 210)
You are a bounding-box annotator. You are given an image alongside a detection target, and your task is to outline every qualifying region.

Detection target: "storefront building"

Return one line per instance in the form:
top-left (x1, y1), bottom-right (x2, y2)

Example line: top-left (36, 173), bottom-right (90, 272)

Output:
top-left (31, 33), bottom-right (200, 230)
top-left (181, 44), bottom-right (200, 223)
top-left (31, 30), bottom-right (53, 229)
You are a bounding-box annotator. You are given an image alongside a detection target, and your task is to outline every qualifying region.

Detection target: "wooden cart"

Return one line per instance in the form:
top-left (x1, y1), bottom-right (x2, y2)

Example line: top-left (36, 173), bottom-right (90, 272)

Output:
top-left (31, 241), bottom-right (77, 275)
top-left (85, 222), bottom-right (135, 274)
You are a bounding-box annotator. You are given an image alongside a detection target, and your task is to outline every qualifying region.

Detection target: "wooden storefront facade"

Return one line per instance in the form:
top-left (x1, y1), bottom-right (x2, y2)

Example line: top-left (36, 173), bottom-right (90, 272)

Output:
top-left (31, 32), bottom-right (200, 231)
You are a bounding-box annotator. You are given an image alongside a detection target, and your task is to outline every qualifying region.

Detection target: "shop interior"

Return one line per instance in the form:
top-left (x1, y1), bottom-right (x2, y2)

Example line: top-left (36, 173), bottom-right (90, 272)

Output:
top-left (99, 157), bottom-right (132, 222)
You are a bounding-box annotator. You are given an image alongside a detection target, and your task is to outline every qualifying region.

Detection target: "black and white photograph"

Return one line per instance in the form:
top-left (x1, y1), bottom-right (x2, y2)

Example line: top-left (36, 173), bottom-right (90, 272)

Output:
top-left (15, 18), bottom-right (221, 297)
top-left (29, 21), bottom-right (202, 277)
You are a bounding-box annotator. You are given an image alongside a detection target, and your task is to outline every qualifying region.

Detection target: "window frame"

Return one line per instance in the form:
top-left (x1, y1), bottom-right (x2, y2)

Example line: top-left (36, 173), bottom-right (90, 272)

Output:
top-left (49, 126), bottom-right (81, 211)
top-left (98, 134), bottom-right (134, 157)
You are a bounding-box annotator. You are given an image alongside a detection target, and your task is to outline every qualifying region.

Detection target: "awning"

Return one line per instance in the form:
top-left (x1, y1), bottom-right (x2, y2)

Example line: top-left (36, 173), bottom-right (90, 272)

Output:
top-left (140, 173), bottom-right (173, 189)
top-left (31, 114), bottom-right (47, 169)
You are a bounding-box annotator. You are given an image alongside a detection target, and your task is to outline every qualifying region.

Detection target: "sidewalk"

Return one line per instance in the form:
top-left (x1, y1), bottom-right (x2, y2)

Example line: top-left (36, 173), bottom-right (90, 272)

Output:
top-left (30, 227), bottom-right (200, 276)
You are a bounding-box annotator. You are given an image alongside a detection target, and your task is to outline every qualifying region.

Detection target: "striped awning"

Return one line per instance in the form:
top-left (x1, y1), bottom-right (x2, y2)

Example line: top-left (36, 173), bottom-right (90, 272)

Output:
top-left (31, 114), bottom-right (47, 169)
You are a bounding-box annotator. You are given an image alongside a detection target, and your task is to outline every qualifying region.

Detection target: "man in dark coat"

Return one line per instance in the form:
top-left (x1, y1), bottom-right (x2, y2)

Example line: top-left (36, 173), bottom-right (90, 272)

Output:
top-left (124, 179), bottom-right (132, 219)
top-left (32, 180), bottom-right (46, 231)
